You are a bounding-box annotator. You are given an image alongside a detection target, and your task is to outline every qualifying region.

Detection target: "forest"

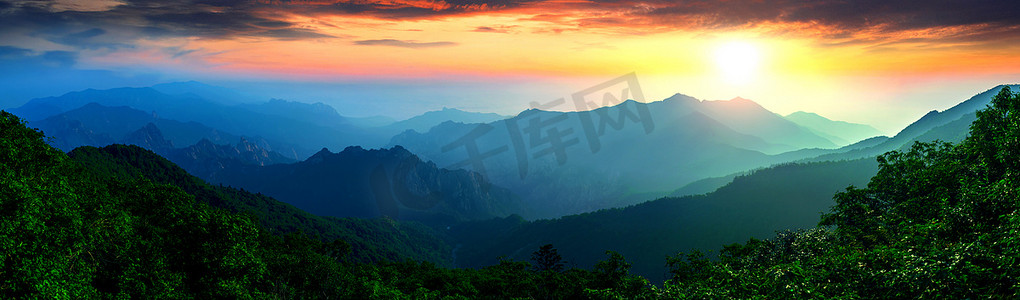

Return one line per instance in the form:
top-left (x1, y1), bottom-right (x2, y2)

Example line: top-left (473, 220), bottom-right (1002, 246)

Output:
top-left (2, 86), bottom-right (1019, 298)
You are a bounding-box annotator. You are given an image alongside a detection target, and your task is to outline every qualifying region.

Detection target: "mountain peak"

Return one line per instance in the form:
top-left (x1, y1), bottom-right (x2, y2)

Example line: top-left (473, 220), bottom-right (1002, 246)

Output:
top-left (122, 122), bottom-right (173, 151)
top-left (341, 145), bottom-right (366, 154)
top-left (786, 111), bottom-right (821, 118)
top-left (663, 93), bottom-right (700, 104)
top-left (305, 147), bottom-right (333, 164)
top-left (702, 96), bottom-right (764, 110)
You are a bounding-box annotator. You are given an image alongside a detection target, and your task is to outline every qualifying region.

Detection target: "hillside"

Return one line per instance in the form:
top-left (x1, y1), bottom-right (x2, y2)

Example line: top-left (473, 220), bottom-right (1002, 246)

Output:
top-left (208, 145), bottom-right (524, 224)
top-left (451, 158), bottom-right (879, 281)
top-left (68, 144), bottom-right (451, 265)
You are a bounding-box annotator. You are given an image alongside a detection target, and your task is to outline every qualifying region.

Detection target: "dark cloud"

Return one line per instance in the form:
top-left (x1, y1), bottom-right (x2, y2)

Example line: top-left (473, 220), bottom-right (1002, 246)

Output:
top-left (624, 0), bottom-right (1020, 43)
top-left (474, 26), bottom-right (500, 32)
top-left (263, 0), bottom-right (546, 19)
top-left (261, 28), bottom-right (334, 40)
top-left (1, 0), bottom-right (1018, 52)
top-left (254, 20), bottom-right (292, 28)
top-left (0, 0), bottom-right (337, 44)
top-left (354, 39), bottom-right (458, 48)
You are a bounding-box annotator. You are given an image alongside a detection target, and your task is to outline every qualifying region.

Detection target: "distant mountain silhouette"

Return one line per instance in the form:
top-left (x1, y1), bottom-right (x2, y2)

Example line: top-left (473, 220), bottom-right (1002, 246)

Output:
top-left (9, 87), bottom-right (373, 158)
top-left (389, 95), bottom-right (837, 218)
top-left (669, 96), bottom-right (837, 151)
top-left (30, 105), bottom-right (300, 179)
top-left (239, 98), bottom-right (352, 130)
top-left (784, 111), bottom-right (884, 146)
top-left (670, 86), bottom-right (1016, 197)
top-left (385, 107), bottom-right (507, 132)
top-left (800, 84), bottom-right (1020, 163)
top-left (27, 103), bottom-right (304, 156)
top-left (208, 146), bottom-right (523, 225)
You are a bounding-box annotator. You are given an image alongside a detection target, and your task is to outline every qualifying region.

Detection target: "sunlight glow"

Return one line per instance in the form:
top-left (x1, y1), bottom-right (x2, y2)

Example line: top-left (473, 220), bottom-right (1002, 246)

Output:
top-left (713, 41), bottom-right (761, 85)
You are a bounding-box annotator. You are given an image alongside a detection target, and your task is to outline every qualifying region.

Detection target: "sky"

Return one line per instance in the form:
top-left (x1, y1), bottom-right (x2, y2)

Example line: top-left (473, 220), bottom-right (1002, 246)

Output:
top-left (1, 0), bottom-right (1019, 133)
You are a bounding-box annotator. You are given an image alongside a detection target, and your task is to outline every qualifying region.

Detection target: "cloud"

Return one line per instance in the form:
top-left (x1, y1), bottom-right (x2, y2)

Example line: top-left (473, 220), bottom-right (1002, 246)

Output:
top-left (0, 0), bottom-right (1017, 57)
top-left (354, 39), bottom-right (458, 48)
top-left (0, 0), bottom-right (338, 43)
top-left (262, 0), bottom-right (546, 20)
top-left (584, 0), bottom-right (1020, 44)
top-left (472, 25), bottom-right (516, 33)
top-left (0, 46), bottom-right (31, 58)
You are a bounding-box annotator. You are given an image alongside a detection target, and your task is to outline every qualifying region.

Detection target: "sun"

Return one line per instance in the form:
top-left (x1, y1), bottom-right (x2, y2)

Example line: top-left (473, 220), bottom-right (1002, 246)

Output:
top-left (713, 41), bottom-right (761, 85)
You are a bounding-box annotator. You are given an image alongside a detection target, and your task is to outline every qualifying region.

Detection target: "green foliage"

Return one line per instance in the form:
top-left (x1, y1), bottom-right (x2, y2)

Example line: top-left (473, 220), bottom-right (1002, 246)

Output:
top-left (4, 85), bottom-right (1016, 298)
top-left (660, 86), bottom-right (1020, 298)
top-left (2, 111), bottom-right (659, 298)
top-left (532, 244), bottom-right (565, 272)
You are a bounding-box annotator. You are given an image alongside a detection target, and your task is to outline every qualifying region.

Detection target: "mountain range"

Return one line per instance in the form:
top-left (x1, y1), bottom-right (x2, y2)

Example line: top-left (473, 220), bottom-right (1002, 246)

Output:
top-left (446, 84), bottom-right (1020, 282)
top-left (10, 81), bottom-right (1013, 222)
top-left (387, 94), bottom-right (866, 218)
top-left (5, 81), bottom-right (1017, 288)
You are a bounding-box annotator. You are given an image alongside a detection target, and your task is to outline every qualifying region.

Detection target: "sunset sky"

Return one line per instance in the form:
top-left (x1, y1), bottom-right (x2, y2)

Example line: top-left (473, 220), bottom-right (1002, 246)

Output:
top-left (2, 0), bottom-right (1019, 132)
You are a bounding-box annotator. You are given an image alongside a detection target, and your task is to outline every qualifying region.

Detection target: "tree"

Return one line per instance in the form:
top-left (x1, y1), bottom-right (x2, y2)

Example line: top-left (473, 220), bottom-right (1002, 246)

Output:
top-left (531, 244), bottom-right (564, 272)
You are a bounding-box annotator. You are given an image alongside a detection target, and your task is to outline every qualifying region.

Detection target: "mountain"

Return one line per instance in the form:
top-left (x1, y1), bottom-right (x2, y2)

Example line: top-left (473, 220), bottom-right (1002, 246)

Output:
top-left (31, 105), bottom-right (302, 178)
top-left (31, 103), bottom-right (232, 146)
top-left (388, 95), bottom-right (838, 219)
top-left (239, 98), bottom-right (352, 130)
top-left (121, 123), bottom-right (175, 153)
top-left (9, 87), bottom-right (374, 158)
top-left (686, 96), bottom-right (837, 151)
top-left (446, 84), bottom-right (1020, 282)
top-left (166, 137), bottom-right (298, 179)
top-left (109, 122), bottom-right (298, 179)
top-left (800, 84), bottom-right (1020, 163)
top-left (27, 103), bottom-right (308, 158)
top-left (784, 111), bottom-right (884, 146)
top-left (207, 145), bottom-right (523, 225)
top-left (383, 107), bottom-right (507, 133)
top-left (67, 143), bottom-right (450, 265)
top-left (672, 85), bottom-right (1013, 197)
top-left (29, 116), bottom-right (117, 151)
